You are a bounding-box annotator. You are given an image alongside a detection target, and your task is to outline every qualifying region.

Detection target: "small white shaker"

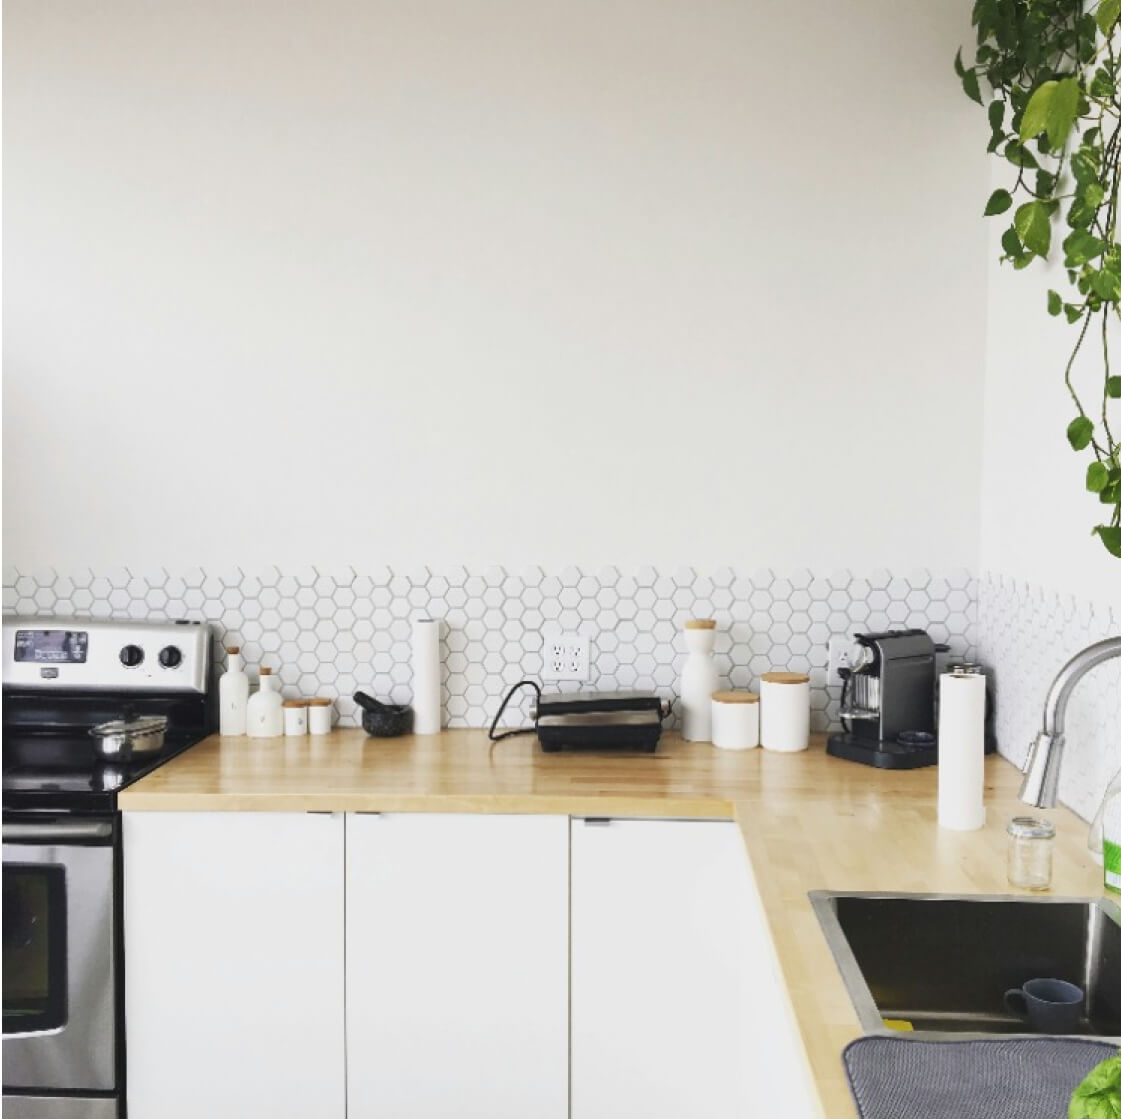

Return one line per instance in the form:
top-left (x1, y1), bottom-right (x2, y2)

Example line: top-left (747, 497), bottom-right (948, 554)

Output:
top-left (681, 620), bottom-right (719, 742)
top-left (307, 697), bottom-right (334, 735)
top-left (759, 671), bottom-right (810, 752)
top-left (283, 700), bottom-right (308, 736)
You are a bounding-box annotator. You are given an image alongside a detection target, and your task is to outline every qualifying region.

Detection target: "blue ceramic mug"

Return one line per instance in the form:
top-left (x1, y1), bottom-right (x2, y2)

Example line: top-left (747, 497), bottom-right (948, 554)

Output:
top-left (1003, 978), bottom-right (1084, 1033)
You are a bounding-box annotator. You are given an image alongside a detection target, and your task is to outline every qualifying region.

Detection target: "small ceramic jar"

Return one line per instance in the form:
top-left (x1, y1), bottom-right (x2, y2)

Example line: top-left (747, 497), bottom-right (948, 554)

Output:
top-left (759, 671), bottom-right (810, 752)
top-left (283, 699), bottom-right (308, 736)
top-left (307, 697), bottom-right (333, 735)
top-left (710, 691), bottom-right (759, 750)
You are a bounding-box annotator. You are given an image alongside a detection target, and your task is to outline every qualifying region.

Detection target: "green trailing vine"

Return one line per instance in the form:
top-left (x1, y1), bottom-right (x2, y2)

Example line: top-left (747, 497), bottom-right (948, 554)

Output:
top-left (958, 0), bottom-right (1121, 557)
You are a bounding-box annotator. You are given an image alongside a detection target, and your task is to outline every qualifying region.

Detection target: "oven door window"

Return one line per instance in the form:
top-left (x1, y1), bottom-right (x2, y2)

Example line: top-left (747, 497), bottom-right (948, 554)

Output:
top-left (3, 864), bottom-right (68, 1034)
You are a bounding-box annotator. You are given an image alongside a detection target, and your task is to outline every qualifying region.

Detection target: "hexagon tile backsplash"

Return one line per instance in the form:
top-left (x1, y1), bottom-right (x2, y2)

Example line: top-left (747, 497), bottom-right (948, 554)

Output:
top-left (2, 565), bottom-right (977, 733)
top-left (977, 573), bottom-right (1121, 823)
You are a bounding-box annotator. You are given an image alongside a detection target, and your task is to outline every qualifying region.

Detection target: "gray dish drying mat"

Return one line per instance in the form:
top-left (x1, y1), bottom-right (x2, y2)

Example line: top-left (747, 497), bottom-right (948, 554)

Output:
top-left (843, 1036), bottom-right (1116, 1119)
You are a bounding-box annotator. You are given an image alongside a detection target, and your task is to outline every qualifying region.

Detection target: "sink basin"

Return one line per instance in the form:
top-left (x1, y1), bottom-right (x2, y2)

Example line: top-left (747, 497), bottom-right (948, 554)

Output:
top-left (810, 891), bottom-right (1121, 1038)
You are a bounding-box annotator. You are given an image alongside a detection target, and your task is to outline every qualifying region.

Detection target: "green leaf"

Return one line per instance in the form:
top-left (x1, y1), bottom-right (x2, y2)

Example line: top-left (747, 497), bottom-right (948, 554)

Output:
top-left (1021, 80), bottom-right (1057, 141)
top-left (1005, 141), bottom-right (1040, 170)
top-left (1091, 269), bottom-right (1121, 301)
top-left (1069, 1051), bottom-right (1121, 1118)
top-left (1047, 76), bottom-right (1081, 149)
top-left (954, 47), bottom-right (966, 78)
top-left (962, 67), bottom-right (982, 105)
top-left (1088, 462), bottom-right (1111, 493)
top-left (1073, 147), bottom-right (1101, 185)
top-left (1091, 68), bottom-right (1116, 98)
top-left (1108, 376), bottom-right (1121, 398)
top-left (1064, 229), bottom-right (1108, 267)
top-left (1093, 527), bottom-right (1121, 560)
top-left (1068, 415), bottom-right (1095, 450)
top-left (988, 101), bottom-right (1005, 132)
top-left (1047, 290), bottom-right (1063, 315)
top-left (1098, 0), bottom-right (1121, 36)
top-left (1001, 228), bottom-right (1023, 258)
top-left (1066, 303), bottom-right (1086, 323)
top-left (1015, 201), bottom-right (1052, 257)
top-left (1037, 170), bottom-right (1057, 196)
top-left (985, 189), bottom-right (1014, 216)
top-left (1085, 183), bottom-right (1107, 208)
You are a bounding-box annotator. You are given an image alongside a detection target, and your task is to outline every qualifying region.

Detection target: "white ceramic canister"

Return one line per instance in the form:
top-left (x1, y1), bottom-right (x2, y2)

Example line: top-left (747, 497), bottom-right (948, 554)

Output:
top-left (246, 667), bottom-right (284, 738)
top-left (759, 671), bottom-right (810, 753)
top-left (681, 619), bottom-right (719, 742)
top-left (710, 691), bottom-right (760, 750)
top-left (283, 699), bottom-right (308, 736)
top-left (218, 645), bottom-right (250, 736)
top-left (308, 697), bottom-right (333, 735)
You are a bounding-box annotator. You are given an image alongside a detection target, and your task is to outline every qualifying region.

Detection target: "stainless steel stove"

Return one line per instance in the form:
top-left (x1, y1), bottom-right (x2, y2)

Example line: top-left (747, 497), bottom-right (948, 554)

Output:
top-left (3, 617), bottom-right (214, 1118)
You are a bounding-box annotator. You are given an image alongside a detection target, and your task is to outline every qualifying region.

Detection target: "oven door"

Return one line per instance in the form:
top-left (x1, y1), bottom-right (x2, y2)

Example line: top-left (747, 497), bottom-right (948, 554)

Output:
top-left (3, 818), bottom-right (117, 1094)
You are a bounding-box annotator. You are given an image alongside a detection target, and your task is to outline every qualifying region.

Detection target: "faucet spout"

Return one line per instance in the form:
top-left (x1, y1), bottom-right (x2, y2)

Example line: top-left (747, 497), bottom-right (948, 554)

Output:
top-left (1019, 636), bottom-right (1121, 808)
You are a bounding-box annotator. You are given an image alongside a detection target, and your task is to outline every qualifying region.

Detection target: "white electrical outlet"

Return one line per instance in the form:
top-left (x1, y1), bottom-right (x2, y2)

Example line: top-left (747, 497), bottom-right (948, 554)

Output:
top-left (541, 632), bottom-right (591, 682)
top-left (827, 636), bottom-right (857, 687)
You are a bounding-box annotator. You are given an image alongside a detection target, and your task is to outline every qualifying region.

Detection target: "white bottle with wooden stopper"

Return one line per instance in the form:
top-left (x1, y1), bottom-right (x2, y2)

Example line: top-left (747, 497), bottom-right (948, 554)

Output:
top-left (759, 671), bottom-right (810, 752)
top-left (681, 619), bottom-right (719, 742)
top-left (246, 667), bottom-right (284, 738)
top-left (218, 645), bottom-right (250, 736)
top-left (711, 691), bottom-right (760, 750)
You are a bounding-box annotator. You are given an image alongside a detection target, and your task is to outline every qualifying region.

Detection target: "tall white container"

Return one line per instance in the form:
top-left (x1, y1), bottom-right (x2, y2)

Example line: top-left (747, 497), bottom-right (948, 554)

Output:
top-left (412, 617), bottom-right (442, 735)
top-left (938, 669), bottom-right (987, 831)
top-left (759, 672), bottom-right (810, 753)
top-left (246, 667), bottom-right (284, 738)
top-left (681, 620), bottom-right (719, 742)
top-left (218, 645), bottom-right (250, 736)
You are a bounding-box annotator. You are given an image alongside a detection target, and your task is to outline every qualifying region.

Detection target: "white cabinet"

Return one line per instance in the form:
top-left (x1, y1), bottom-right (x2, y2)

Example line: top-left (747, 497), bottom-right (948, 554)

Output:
top-left (345, 812), bottom-right (569, 1119)
top-left (571, 817), bottom-right (816, 1119)
top-left (123, 812), bottom-right (345, 1119)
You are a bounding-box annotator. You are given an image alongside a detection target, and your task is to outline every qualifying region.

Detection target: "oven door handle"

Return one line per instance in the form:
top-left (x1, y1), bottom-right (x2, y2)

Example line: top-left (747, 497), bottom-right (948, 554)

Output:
top-left (3, 820), bottom-right (114, 843)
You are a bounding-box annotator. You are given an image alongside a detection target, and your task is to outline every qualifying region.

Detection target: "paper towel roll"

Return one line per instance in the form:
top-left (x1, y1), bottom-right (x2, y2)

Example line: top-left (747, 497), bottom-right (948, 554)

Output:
top-left (411, 617), bottom-right (441, 735)
top-left (938, 671), bottom-right (987, 831)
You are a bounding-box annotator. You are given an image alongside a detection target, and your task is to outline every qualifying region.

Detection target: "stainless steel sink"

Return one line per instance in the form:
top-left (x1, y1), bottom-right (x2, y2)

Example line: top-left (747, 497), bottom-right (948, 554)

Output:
top-left (810, 891), bottom-right (1121, 1039)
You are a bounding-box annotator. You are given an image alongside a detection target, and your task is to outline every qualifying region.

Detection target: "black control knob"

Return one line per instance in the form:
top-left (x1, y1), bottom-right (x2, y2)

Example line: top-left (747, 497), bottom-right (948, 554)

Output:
top-left (119, 644), bottom-right (144, 668)
top-left (158, 645), bottom-right (183, 669)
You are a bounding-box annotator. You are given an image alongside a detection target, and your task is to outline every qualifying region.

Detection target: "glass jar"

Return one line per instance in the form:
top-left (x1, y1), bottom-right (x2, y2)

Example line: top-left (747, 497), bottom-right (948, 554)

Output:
top-left (1007, 816), bottom-right (1056, 891)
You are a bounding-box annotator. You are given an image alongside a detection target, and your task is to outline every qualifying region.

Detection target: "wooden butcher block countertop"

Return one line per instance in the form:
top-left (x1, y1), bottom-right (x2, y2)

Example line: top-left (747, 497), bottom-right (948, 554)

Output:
top-left (121, 730), bottom-right (1103, 1118)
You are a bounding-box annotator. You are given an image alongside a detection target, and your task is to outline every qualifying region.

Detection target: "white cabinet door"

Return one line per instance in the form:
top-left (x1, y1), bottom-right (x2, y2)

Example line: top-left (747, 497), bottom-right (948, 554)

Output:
top-left (124, 812), bottom-right (345, 1119)
top-left (571, 817), bottom-right (756, 1119)
top-left (346, 812), bottom-right (568, 1119)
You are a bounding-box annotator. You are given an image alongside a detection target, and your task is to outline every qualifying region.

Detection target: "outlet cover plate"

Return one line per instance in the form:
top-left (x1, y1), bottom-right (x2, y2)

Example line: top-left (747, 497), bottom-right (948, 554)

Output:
top-left (827, 636), bottom-right (857, 686)
top-left (541, 632), bottom-right (591, 682)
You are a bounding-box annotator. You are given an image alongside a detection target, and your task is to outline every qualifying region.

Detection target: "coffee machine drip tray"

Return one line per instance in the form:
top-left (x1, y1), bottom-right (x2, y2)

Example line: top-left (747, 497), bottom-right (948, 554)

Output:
top-left (826, 730), bottom-right (939, 770)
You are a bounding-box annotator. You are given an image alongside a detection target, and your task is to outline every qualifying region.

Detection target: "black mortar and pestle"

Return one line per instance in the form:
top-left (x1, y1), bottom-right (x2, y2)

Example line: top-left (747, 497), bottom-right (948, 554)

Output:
top-left (353, 691), bottom-right (414, 738)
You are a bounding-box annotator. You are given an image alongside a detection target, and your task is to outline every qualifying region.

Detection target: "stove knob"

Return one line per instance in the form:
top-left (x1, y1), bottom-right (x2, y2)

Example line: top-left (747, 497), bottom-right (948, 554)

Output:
top-left (159, 645), bottom-right (183, 669)
top-left (119, 644), bottom-right (145, 668)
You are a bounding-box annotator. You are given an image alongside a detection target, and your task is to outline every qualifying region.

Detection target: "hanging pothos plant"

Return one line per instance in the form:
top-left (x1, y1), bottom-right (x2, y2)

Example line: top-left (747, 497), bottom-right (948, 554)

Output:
top-left (958, 0), bottom-right (1121, 558)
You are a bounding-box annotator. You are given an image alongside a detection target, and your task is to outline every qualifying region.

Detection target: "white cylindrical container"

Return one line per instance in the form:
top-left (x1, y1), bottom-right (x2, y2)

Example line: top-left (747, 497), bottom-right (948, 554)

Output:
top-left (246, 667), bottom-right (284, 738)
top-left (681, 620), bottom-right (719, 742)
top-left (283, 700), bottom-right (308, 736)
top-left (938, 668), bottom-right (987, 831)
top-left (759, 672), bottom-right (810, 753)
top-left (711, 691), bottom-right (760, 750)
top-left (218, 645), bottom-right (250, 736)
top-left (412, 616), bottom-right (441, 735)
top-left (307, 697), bottom-right (333, 735)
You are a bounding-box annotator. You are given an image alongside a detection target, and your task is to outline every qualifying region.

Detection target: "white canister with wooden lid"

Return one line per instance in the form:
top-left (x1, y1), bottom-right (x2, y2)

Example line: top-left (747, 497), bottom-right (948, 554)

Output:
top-left (759, 671), bottom-right (810, 752)
top-left (307, 697), bottom-right (334, 736)
top-left (710, 691), bottom-right (759, 750)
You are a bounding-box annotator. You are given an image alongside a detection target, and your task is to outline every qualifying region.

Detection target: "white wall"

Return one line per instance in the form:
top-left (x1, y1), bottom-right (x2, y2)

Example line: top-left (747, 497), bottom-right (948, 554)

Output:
top-left (980, 207), bottom-right (1121, 606)
top-left (4, 0), bottom-right (988, 572)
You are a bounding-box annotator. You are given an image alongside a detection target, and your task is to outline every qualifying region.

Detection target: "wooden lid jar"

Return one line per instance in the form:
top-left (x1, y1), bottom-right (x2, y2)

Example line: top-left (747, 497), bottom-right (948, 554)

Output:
top-left (710, 691), bottom-right (760, 751)
top-left (759, 671), bottom-right (810, 753)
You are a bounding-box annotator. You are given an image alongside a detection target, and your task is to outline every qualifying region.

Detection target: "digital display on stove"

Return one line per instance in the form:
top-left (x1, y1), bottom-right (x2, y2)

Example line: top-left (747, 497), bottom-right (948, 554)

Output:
top-left (14, 629), bottom-right (89, 664)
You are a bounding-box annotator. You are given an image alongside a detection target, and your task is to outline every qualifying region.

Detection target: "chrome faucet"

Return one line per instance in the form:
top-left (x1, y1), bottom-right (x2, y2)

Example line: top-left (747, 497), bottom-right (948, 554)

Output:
top-left (1019, 636), bottom-right (1121, 808)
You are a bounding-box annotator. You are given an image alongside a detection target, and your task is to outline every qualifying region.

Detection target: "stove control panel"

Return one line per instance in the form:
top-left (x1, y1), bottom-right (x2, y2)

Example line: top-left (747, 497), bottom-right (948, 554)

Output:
top-left (3, 618), bottom-right (210, 693)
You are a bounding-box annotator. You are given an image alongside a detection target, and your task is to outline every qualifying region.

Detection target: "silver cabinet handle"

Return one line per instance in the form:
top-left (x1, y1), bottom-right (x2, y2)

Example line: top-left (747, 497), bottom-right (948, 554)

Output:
top-left (4, 820), bottom-right (113, 842)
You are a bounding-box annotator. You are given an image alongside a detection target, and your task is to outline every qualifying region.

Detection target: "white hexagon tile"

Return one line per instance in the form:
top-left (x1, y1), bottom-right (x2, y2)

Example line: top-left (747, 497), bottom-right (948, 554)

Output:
top-left (2, 565), bottom-right (977, 734)
top-left (977, 573), bottom-right (1121, 822)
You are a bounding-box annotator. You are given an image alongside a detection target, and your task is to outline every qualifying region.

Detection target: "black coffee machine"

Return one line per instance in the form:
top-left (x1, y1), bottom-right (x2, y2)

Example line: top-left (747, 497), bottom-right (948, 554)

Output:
top-left (826, 629), bottom-right (993, 770)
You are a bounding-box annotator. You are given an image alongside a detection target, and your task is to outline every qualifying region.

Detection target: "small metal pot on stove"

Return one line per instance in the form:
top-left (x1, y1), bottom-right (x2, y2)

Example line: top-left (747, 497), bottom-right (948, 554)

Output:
top-left (89, 715), bottom-right (168, 760)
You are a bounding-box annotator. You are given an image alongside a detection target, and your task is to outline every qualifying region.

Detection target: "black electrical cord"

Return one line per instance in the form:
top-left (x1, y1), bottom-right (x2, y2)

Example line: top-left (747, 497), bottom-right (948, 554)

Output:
top-left (488, 679), bottom-right (542, 742)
